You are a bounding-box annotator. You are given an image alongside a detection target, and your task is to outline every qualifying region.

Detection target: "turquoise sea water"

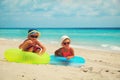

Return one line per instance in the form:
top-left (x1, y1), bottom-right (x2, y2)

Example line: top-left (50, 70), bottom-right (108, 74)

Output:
top-left (0, 28), bottom-right (120, 52)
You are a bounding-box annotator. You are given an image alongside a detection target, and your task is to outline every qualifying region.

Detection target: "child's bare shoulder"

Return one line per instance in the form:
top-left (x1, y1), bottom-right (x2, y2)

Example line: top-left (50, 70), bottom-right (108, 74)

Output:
top-left (24, 39), bottom-right (32, 43)
top-left (70, 47), bottom-right (74, 50)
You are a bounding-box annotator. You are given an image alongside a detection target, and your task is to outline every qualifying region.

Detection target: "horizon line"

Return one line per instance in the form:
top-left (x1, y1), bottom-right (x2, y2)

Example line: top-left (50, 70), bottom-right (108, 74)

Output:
top-left (0, 27), bottom-right (120, 29)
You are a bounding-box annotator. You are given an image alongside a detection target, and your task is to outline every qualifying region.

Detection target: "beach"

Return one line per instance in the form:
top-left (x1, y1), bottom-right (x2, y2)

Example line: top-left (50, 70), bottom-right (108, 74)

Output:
top-left (0, 39), bottom-right (120, 80)
top-left (0, 0), bottom-right (120, 79)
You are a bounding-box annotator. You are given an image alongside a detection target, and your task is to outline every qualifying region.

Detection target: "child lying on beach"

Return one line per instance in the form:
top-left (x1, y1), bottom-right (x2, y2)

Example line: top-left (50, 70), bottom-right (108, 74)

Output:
top-left (55, 35), bottom-right (74, 59)
top-left (19, 29), bottom-right (46, 55)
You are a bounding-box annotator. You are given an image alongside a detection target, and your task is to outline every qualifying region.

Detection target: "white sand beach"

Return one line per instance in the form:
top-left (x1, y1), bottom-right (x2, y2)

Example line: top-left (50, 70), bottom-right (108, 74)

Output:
top-left (0, 39), bottom-right (120, 80)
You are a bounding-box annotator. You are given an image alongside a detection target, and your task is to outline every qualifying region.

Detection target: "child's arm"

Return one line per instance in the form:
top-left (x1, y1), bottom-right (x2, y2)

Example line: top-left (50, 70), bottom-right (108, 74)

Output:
top-left (19, 41), bottom-right (25, 49)
top-left (19, 39), bottom-right (34, 51)
top-left (66, 48), bottom-right (74, 59)
top-left (36, 40), bottom-right (46, 54)
top-left (70, 47), bottom-right (74, 56)
top-left (19, 39), bottom-right (29, 49)
top-left (55, 48), bottom-right (63, 56)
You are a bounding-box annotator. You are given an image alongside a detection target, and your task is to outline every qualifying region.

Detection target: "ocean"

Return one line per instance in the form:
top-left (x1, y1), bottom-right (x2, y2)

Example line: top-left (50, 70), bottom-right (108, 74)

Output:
top-left (0, 28), bottom-right (120, 52)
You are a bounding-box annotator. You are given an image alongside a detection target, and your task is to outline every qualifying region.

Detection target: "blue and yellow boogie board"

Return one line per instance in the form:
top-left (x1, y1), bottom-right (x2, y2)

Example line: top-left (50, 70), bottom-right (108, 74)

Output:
top-left (4, 48), bottom-right (50, 64)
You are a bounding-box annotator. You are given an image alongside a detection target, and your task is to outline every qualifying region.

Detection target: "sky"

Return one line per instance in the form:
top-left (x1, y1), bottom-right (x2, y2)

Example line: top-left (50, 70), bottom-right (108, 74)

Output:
top-left (0, 0), bottom-right (120, 28)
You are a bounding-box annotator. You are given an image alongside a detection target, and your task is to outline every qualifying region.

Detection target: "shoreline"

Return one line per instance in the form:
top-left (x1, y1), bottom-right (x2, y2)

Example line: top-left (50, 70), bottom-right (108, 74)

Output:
top-left (0, 38), bottom-right (120, 54)
top-left (0, 39), bottom-right (120, 80)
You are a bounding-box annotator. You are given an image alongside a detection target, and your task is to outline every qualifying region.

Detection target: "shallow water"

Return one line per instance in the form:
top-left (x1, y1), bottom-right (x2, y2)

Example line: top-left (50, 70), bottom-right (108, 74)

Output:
top-left (0, 28), bottom-right (120, 52)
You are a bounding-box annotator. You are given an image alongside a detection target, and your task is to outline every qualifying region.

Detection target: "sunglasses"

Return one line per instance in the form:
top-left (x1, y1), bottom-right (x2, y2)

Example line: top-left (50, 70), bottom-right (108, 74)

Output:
top-left (30, 35), bottom-right (38, 38)
top-left (63, 42), bottom-right (70, 45)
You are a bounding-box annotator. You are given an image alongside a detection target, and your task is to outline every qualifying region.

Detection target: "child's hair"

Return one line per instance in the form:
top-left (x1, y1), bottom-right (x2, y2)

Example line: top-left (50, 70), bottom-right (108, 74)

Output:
top-left (28, 29), bottom-right (38, 33)
top-left (28, 29), bottom-right (40, 36)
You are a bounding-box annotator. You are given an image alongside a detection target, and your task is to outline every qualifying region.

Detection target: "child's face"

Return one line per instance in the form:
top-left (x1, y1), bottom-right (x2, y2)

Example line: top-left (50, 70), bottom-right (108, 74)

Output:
top-left (62, 39), bottom-right (70, 48)
top-left (29, 33), bottom-right (39, 40)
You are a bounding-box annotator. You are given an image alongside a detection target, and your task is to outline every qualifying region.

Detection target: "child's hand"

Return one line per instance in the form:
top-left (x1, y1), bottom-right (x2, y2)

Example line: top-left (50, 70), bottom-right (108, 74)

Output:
top-left (66, 56), bottom-right (74, 60)
top-left (66, 56), bottom-right (71, 60)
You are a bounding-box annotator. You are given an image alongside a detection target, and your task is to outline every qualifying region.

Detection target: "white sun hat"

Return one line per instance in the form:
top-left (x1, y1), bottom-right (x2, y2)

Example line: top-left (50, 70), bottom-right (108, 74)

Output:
top-left (60, 35), bottom-right (70, 44)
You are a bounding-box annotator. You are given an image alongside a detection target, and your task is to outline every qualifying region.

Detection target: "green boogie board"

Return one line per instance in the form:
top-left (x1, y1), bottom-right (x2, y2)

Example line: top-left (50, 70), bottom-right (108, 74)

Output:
top-left (4, 48), bottom-right (50, 64)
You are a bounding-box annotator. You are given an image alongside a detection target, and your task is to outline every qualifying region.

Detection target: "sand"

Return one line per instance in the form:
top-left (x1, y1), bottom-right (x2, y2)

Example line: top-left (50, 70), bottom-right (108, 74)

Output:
top-left (0, 39), bottom-right (120, 80)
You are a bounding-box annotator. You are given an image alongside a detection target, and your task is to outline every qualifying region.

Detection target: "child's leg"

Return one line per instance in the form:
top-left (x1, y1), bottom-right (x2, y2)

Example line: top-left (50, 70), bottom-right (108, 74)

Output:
top-left (33, 46), bottom-right (41, 54)
top-left (21, 40), bottom-right (34, 52)
top-left (27, 47), bottom-right (34, 52)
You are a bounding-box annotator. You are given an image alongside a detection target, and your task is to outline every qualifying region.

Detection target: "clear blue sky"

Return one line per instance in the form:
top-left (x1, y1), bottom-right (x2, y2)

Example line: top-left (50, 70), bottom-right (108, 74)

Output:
top-left (0, 0), bottom-right (120, 28)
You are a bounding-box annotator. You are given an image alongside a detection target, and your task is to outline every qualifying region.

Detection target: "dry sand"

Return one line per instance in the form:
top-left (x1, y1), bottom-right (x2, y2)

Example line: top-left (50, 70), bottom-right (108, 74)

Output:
top-left (0, 39), bottom-right (120, 80)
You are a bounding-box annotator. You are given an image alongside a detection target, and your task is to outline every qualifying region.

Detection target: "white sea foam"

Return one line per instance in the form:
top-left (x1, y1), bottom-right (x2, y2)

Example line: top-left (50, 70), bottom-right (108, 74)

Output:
top-left (0, 38), bottom-right (23, 42)
top-left (50, 41), bottom-right (58, 44)
top-left (101, 44), bottom-right (109, 47)
top-left (110, 46), bottom-right (120, 51)
top-left (71, 45), bottom-right (97, 50)
top-left (0, 38), bottom-right (8, 40)
top-left (101, 44), bottom-right (120, 52)
top-left (71, 44), bottom-right (120, 53)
